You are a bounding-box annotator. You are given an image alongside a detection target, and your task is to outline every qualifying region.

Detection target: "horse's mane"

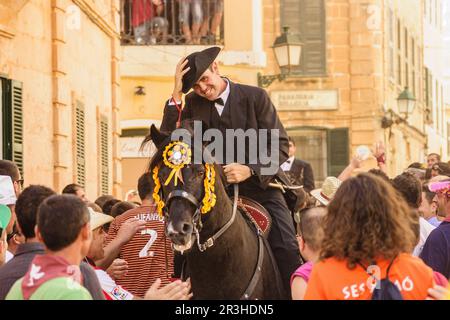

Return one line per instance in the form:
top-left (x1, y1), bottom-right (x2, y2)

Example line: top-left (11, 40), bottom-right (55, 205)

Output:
top-left (148, 136), bottom-right (171, 171)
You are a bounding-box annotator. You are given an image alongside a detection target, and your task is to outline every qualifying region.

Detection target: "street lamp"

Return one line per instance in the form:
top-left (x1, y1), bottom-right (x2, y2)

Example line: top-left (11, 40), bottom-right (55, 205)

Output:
top-left (381, 86), bottom-right (417, 129)
top-left (258, 26), bottom-right (303, 88)
top-left (397, 86), bottom-right (416, 120)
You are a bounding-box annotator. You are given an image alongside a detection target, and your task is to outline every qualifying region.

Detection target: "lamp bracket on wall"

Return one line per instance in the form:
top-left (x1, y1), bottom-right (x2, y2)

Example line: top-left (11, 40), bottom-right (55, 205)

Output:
top-left (257, 73), bottom-right (287, 88)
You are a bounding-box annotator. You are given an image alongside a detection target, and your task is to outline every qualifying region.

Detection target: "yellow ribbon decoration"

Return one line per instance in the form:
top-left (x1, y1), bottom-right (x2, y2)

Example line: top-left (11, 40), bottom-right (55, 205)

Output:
top-left (201, 163), bottom-right (217, 214)
top-left (162, 142), bottom-right (192, 187)
top-left (152, 165), bottom-right (165, 216)
top-left (151, 141), bottom-right (217, 216)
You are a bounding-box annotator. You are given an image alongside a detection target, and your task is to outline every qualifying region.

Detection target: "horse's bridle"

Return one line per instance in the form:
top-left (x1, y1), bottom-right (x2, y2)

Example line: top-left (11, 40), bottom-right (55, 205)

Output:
top-left (164, 184), bottom-right (239, 253)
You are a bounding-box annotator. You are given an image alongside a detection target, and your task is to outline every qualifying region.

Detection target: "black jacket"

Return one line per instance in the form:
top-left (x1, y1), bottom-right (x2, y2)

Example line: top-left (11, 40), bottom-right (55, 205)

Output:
top-left (285, 159), bottom-right (315, 193)
top-left (160, 80), bottom-right (289, 189)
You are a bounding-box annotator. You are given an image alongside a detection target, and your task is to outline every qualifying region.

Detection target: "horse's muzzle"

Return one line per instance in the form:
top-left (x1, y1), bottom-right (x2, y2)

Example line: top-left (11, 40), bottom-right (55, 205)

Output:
top-left (166, 220), bottom-right (195, 251)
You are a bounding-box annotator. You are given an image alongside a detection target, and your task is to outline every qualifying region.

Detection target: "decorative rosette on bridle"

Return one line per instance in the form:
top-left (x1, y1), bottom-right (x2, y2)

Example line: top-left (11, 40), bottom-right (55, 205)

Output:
top-left (152, 141), bottom-right (216, 216)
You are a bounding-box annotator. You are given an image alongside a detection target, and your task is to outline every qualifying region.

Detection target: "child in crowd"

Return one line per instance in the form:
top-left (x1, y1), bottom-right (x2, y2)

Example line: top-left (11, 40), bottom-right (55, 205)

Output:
top-left (291, 207), bottom-right (326, 300)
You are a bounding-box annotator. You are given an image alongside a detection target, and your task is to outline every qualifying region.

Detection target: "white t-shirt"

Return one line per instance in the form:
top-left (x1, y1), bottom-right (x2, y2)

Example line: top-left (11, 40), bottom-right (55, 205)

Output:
top-left (413, 217), bottom-right (435, 257)
top-left (94, 268), bottom-right (134, 300)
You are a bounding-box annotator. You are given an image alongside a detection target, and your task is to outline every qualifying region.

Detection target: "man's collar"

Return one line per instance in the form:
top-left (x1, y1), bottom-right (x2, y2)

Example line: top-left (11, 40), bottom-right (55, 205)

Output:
top-left (217, 78), bottom-right (230, 105)
top-left (14, 242), bottom-right (45, 257)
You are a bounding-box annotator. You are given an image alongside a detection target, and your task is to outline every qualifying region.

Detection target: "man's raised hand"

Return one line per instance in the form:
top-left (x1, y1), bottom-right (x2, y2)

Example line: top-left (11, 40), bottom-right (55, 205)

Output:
top-left (173, 57), bottom-right (190, 101)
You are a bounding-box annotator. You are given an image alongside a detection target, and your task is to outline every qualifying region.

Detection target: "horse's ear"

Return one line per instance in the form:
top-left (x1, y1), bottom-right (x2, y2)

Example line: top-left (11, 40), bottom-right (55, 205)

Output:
top-left (140, 124), bottom-right (169, 151)
top-left (150, 124), bottom-right (170, 149)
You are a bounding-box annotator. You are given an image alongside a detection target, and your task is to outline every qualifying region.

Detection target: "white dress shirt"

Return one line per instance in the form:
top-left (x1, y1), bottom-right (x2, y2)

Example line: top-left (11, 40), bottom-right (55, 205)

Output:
top-left (214, 79), bottom-right (230, 116)
top-left (281, 156), bottom-right (295, 172)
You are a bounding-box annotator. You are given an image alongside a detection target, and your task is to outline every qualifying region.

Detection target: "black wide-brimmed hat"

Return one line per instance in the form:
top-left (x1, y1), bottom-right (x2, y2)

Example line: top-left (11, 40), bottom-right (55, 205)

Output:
top-left (182, 47), bottom-right (221, 93)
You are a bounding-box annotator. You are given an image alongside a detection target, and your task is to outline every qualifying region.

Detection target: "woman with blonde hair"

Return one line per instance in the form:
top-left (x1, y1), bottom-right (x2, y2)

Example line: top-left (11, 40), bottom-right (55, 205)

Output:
top-left (305, 173), bottom-right (435, 300)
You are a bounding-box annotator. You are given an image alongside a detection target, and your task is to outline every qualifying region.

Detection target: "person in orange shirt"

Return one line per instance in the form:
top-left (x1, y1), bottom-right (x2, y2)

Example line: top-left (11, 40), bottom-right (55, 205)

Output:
top-left (305, 173), bottom-right (435, 300)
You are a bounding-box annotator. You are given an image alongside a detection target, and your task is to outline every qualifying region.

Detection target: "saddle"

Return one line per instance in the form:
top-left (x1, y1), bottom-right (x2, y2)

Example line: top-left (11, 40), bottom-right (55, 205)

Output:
top-left (233, 196), bottom-right (272, 238)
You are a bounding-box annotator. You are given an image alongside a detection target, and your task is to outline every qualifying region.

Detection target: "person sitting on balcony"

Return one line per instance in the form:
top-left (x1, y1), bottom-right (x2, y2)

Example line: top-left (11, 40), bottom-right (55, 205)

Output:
top-left (200, 0), bottom-right (223, 44)
top-left (132, 0), bottom-right (168, 45)
top-left (178, 0), bottom-right (203, 44)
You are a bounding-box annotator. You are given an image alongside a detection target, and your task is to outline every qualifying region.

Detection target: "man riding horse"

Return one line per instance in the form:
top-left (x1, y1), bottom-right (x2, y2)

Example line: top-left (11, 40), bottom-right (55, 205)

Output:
top-left (160, 47), bottom-right (302, 297)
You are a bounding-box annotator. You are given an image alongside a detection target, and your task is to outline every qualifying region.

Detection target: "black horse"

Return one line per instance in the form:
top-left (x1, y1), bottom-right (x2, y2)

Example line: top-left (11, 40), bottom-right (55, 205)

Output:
top-left (144, 123), bottom-right (287, 299)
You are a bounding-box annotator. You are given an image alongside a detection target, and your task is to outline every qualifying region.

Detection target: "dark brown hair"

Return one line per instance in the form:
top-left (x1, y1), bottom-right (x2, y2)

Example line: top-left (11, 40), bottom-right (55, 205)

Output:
top-left (37, 195), bottom-right (90, 251)
top-left (392, 172), bottom-right (422, 209)
top-left (110, 201), bottom-right (137, 218)
top-left (320, 173), bottom-right (418, 269)
top-left (94, 195), bottom-right (115, 210)
top-left (61, 183), bottom-right (83, 195)
top-left (138, 172), bottom-right (154, 200)
top-left (0, 160), bottom-right (20, 182)
top-left (102, 198), bottom-right (120, 216)
top-left (15, 185), bottom-right (56, 239)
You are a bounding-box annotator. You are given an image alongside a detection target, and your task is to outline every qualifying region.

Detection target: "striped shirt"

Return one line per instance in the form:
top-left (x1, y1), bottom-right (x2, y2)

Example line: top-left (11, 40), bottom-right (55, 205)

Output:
top-left (106, 205), bottom-right (174, 298)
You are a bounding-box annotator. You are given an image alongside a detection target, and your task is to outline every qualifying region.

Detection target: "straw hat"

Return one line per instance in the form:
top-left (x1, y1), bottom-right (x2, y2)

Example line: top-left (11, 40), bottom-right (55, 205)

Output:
top-left (88, 207), bottom-right (114, 231)
top-left (310, 177), bottom-right (342, 206)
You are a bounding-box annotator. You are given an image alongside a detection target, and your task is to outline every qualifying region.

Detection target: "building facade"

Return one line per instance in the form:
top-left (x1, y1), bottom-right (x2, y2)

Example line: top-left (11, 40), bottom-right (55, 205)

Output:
top-left (423, 0), bottom-right (449, 159)
top-left (119, 0), bottom-right (448, 190)
top-left (262, 0), bottom-right (437, 179)
top-left (0, 0), bottom-right (122, 197)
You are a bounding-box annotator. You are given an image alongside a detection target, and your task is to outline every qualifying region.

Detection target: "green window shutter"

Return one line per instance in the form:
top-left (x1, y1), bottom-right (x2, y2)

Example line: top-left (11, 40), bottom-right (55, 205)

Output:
top-left (280, 0), bottom-right (326, 76)
top-left (0, 78), bottom-right (12, 160)
top-left (100, 115), bottom-right (109, 195)
top-left (75, 101), bottom-right (86, 187)
top-left (1, 78), bottom-right (23, 177)
top-left (327, 128), bottom-right (349, 177)
top-left (11, 80), bottom-right (24, 176)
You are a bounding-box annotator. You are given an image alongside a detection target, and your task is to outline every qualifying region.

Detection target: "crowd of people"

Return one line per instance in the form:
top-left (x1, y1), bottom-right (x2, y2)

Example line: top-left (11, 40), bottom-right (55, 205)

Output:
top-left (2, 149), bottom-right (450, 300)
top-left (289, 150), bottom-right (450, 300)
top-left (0, 160), bottom-right (191, 300)
top-left (125, 0), bottom-right (224, 45)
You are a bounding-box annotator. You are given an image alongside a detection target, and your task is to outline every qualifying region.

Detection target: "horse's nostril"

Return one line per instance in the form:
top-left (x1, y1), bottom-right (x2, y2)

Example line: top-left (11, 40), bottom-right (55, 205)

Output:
top-left (182, 223), bottom-right (193, 235)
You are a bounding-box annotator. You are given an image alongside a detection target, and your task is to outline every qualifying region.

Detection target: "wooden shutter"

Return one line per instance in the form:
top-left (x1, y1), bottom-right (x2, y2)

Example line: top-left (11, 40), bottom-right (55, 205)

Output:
top-left (327, 128), bottom-right (349, 177)
top-left (11, 80), bottom-right (24, 175)
top-left (0, 78), bottom-right (5, 160)
top-left (280, 0), bottom-right (326, 75)
top-left (75, 100), bottom-right (86, 187)
top-left (1, 78), bottom-right (23, 176)
top-left (99, 115), bottom-right (109, 195)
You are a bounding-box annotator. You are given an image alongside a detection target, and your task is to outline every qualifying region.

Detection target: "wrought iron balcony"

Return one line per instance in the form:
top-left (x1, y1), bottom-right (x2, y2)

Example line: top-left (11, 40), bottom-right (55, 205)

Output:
top-left (120, 0), bottom-right (224, 46)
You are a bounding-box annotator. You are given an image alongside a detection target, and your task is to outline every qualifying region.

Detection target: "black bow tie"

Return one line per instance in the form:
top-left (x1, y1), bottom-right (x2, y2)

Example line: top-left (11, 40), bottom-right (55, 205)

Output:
top-left (214, 98), bottom-right (224, 106)
top-left (286, 160), bottom-right (291, 164)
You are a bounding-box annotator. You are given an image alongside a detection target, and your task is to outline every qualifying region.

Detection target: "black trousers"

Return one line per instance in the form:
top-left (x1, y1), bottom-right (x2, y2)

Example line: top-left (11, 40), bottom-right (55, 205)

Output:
top-left (231, 181), bottom-right (302, 297)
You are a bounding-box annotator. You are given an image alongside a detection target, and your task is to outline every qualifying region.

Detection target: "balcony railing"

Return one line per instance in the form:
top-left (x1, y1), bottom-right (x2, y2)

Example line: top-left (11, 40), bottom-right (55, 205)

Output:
top-left (120, 0), bottom-right (224, 45)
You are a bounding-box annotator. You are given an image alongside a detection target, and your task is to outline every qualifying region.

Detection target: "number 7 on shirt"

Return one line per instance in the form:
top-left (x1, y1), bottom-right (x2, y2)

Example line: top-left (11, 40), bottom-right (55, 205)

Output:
top-left (139, 229), bottom-right (157, 258)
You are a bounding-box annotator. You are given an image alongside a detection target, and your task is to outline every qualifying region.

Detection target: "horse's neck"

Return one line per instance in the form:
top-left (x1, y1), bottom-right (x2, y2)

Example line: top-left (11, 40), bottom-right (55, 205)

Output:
top-left (187, 179), bottom-right (260, 299)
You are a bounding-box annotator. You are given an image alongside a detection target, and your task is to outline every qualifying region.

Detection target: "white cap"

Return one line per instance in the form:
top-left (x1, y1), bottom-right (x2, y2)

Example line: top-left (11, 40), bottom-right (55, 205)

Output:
top-left (88, 207), bottom-right (114, 231)
top-left (0, 175), bottom-right (17, 205)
